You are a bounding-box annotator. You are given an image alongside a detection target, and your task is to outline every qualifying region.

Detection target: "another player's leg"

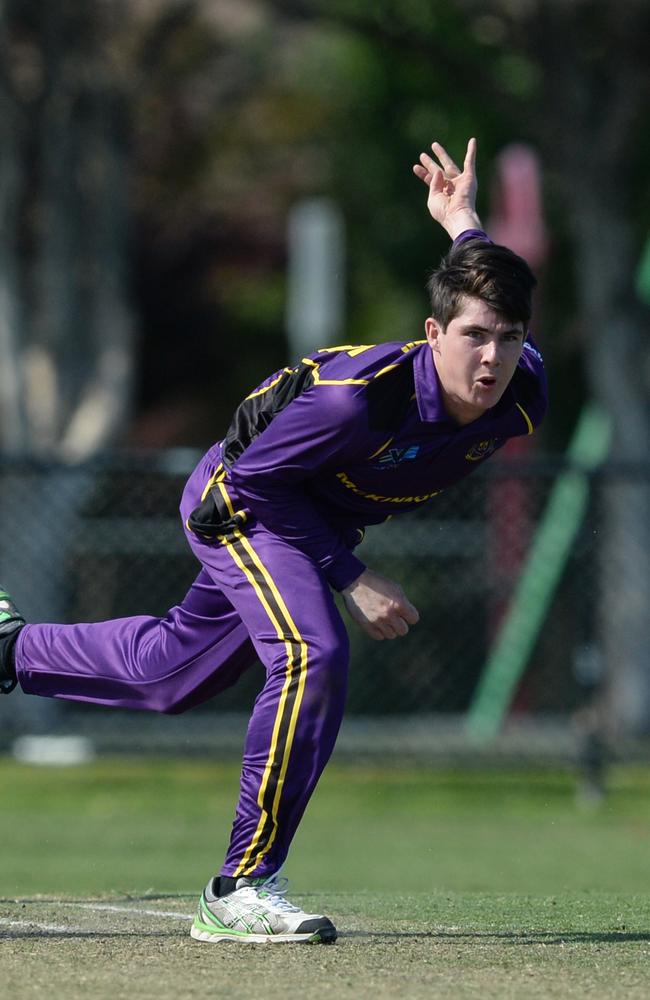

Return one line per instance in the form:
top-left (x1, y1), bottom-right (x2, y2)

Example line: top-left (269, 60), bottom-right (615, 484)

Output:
top-left (186, 522), bottom-right (348, 944)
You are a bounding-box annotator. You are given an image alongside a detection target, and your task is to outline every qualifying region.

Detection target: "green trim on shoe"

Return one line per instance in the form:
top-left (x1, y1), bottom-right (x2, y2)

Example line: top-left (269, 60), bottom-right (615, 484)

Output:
top-left (190, 879), bottom-right (337, 945)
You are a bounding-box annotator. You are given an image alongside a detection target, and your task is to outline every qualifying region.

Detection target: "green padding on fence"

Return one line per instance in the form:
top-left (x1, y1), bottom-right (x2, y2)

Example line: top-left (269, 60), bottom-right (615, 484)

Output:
top-left (465, 403), bottom-right (611, 744)
top-left (635, 235), bottom-right (650, 305)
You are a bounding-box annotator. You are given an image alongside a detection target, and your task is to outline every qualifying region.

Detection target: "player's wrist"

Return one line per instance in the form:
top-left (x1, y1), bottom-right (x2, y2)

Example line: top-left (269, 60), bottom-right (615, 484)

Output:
top-left (341, 569), bottom-right (368, 595)
top-left (443, 211), bottom-right (483, 241)
top-left (330, 555), bottom-right (367, 593)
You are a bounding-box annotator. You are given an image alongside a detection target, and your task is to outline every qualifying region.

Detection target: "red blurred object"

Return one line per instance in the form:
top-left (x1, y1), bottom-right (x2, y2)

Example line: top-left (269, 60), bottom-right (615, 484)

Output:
top-left (487, 144), bottom-right (548, 269)
top-left (486, 145), bottom-right (548, 713)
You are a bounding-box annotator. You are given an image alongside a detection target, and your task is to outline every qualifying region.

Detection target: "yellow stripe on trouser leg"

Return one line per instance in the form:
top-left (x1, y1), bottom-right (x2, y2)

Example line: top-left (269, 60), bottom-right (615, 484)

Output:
top-left (200, 464), bottom-right (225, 502)
top-left (217, 478), bottom-right (248, 527)
top-left (220, 529), bottom-right (309, 876)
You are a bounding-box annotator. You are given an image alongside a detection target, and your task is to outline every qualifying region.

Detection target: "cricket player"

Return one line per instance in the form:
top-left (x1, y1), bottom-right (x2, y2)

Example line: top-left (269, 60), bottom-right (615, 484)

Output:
top-left (0, 139), bottom-right (546, 943)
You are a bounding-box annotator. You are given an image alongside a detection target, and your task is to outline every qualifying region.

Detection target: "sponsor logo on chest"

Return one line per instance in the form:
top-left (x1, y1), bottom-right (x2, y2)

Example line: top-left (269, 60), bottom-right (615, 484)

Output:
top-left (373, 445), bottom-right (420, 470)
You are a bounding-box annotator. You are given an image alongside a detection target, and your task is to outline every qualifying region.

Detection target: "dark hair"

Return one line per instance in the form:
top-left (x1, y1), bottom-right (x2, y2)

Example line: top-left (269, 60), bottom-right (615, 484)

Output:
top-left (427, 239), bottom-right (537, 328)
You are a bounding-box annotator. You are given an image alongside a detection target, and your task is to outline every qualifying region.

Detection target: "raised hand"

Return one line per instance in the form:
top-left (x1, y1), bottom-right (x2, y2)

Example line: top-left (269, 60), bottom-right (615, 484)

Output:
top-left (413, 137), bottom-right (482, 240)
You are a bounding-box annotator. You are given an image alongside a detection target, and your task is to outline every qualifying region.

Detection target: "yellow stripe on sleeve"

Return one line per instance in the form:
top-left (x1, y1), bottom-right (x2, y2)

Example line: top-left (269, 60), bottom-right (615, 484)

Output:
top-left (516, 402), bottom-right (534, 435)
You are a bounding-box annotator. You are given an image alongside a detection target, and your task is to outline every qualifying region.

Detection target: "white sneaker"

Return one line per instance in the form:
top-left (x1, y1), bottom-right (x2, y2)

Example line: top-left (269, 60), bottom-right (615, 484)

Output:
top-left (190, 874), bottom-right (337, 944)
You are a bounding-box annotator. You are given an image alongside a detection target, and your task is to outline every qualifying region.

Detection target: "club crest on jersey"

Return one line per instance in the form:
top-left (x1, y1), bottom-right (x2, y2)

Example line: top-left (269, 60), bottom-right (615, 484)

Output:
top-left (373, 445), bottom-right (420, 469)
top-left (465, 438), bottom-right (499, 462)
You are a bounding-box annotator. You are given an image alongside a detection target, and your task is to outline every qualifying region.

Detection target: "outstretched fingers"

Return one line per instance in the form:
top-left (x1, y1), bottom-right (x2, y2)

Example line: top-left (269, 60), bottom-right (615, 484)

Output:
top-left (431, 141), bottom-right (461, 177)
top-left (414, 138), bottom-right (477, 184)
top-left (412, 163), bottom-right (431, 185)
top-left (413, 151), bottom-right (444, 189)
top-left (463, 136), bottom-right (477, 177)
top-left (413, 136), bottom-right (481, 237)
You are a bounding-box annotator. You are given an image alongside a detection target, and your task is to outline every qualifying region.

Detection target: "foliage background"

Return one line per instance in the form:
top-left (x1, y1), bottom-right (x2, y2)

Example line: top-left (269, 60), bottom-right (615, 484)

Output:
top-left (1, 0), bottom-right (650, 732)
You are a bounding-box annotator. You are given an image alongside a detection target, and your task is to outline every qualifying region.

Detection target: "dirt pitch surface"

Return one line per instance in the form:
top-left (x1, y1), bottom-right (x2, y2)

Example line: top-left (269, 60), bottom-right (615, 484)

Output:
top-left (3, 892), bottom-right (650, 1000)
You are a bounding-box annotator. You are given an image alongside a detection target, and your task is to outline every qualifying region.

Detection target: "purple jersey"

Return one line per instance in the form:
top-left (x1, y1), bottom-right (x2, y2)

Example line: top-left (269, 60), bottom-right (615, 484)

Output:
top-left (188, 334), bottom-right (547, 592)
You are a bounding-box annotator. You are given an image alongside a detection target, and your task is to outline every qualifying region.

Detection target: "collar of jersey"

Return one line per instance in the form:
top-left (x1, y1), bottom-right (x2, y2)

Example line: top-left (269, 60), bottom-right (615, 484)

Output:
top-left (413, 341), bottom-right (513, 430)
top-left (413, 342), bottom-right (457, 425)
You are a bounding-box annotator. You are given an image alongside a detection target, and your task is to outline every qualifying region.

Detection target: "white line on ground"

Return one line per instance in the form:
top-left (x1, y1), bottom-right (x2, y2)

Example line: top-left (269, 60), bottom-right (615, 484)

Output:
top-left (60, 902), bottom-right (194, 920)
top-left (0, 916), bottom-right (83, 934)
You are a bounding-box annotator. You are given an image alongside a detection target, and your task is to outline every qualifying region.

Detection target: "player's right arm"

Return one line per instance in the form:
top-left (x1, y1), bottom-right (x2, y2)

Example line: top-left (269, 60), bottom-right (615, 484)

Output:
top-left (413, 137), bottom-right (483, 240)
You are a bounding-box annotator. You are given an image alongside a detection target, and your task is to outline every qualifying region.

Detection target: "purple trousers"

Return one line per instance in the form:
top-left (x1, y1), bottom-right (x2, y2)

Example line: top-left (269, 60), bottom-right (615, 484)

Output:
top-left (15, 444), bottom-right (350, 878)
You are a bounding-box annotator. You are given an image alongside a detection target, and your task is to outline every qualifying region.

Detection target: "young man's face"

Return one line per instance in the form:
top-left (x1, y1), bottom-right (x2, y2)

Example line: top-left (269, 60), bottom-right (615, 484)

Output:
top-left (425, 296), bottom-right (525, 425)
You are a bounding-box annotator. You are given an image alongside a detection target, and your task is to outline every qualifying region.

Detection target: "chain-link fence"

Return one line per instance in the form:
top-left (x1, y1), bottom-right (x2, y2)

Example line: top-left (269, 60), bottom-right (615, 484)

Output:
top-left (1, 451), bottom-right (649, 760)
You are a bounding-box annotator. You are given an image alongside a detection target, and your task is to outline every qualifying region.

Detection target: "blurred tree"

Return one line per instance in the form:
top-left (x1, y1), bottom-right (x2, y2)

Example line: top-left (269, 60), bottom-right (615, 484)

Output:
top-left (126, 0), bottom-right (335, 442)
top-left (0, 0), bottom-right (133, 459)
top-left (1, 0), bottom-right (648, 730)
top-left (0, 0), bottom-right (134, 725)
top-left (5, 0), bottom-right (647, 459)
top-left (270, 0), bottom-right (650, 734)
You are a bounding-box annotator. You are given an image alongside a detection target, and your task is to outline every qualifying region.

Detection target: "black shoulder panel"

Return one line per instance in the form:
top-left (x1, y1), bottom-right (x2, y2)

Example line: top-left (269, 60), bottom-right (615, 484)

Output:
top-left (365, 357), bottom-right (416, 432)
top-left (222, 363), bottom-right (315, 468)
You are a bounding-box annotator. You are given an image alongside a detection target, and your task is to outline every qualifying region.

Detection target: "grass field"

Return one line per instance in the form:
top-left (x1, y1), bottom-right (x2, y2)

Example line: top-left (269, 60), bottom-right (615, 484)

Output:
top-left (2, 757), bottom-right (650, 998)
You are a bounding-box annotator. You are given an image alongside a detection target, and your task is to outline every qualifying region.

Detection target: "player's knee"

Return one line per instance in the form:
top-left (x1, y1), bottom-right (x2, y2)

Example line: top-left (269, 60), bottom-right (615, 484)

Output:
top-left (292, 629), bottom-right (348, 729)
top-left (312, 628), bottom-right (350, 687)
top-left (266, 624), bottom-right (349, 692)
top-left (140, 684), bottom-right (191, 715)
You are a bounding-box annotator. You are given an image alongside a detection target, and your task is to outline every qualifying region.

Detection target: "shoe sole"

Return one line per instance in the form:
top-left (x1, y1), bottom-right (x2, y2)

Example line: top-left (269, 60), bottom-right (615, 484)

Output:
top-left (190, 925), bottom-right (336, 945)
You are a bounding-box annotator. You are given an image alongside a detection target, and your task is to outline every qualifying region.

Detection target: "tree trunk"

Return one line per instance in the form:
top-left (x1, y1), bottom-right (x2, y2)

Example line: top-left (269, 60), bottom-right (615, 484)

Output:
top-left (0, 1), bottom-right (135, 730)
top-left (0, 5), bottom-right (28, 452)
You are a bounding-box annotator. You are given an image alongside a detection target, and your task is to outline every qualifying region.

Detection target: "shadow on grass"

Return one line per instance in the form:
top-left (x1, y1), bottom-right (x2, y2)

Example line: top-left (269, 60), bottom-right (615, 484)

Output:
top-left (4, 926), bottom-right (649, 944)
top-left (342, 929), bottom-right (650, 944)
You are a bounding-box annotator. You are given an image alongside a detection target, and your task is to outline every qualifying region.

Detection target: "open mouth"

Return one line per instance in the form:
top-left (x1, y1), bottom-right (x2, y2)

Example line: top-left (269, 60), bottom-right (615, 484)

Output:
top-left (477, 376), bottom-right (497, 387)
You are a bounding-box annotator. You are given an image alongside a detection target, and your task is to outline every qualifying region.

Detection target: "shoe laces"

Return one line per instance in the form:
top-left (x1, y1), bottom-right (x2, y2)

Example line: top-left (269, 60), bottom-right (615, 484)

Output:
top-left (248, 875), bottom-right (301, 914)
